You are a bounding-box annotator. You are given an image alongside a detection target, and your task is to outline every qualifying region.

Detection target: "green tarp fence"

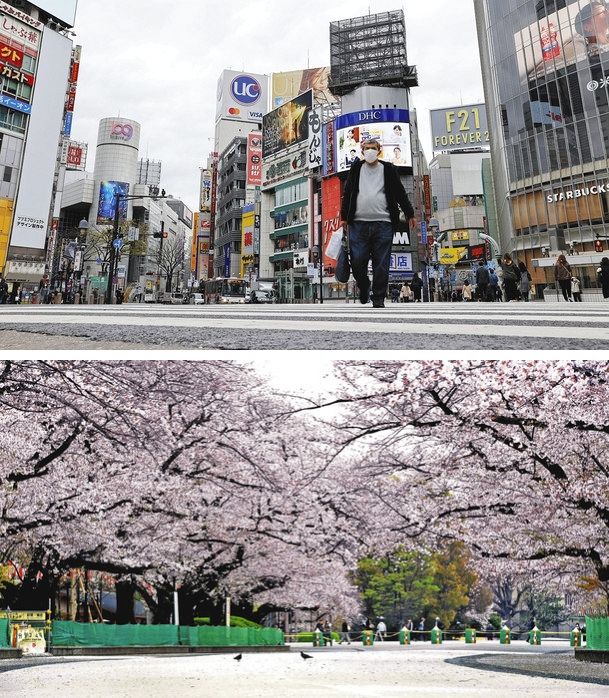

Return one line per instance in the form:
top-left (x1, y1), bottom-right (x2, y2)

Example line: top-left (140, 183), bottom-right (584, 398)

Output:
top-left (585, 616), bottom-right (609, 650)
top-left (0, 619), bottom-right (10, 648)
top-left (51, 621), bottom-right (284, 648)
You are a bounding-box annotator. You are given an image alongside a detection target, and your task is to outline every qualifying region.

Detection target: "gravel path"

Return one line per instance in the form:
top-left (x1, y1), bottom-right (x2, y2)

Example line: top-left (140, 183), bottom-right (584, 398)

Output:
top-left (1, 646), bottom-right (607, 697)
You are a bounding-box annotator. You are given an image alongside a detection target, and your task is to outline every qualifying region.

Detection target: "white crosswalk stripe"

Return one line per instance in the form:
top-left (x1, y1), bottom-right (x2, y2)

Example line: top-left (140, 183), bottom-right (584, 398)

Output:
top-left (1, 302), bottom-right (609, 349)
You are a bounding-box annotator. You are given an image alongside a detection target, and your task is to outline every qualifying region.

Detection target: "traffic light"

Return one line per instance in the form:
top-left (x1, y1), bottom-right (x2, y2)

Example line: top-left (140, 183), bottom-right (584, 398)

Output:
top-left (595, 238), bottom-right (604, 253)
top-left (153, 221), bottom-right (167, 239)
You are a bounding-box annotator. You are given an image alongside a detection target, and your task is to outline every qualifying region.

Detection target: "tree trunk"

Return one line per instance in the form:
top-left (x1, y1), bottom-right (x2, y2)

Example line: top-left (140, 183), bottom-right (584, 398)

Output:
top-left (69, 571), bottom-right (78, 621)
top-left (154, 586), bottom-right (174, 625)
top-left (115, 579), bottom-right (135, 625)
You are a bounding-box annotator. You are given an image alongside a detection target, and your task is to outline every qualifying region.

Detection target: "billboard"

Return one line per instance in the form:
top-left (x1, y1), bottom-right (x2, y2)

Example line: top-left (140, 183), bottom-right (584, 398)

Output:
top-left (321, 175), bottom-right (342, 277)
top-left (9, 27), bottom-right (71, 249)
top-left (216, 69), bottom-right (269, 124)
top-left (430, 105), bottom-right (489, 152)
top-left (272, 67), bottom-right (337, 109)
top-left (335, 109), bottom-right (411, 172)
top-left (33, 1), bottom-right (78, 27)
top-left (97, 181), bottom-right (129, 225)
top-left (60, 139), bottom-right (87, 170)
top-left (514, 1), bottom-right (604, 84)
top-left (241, 204), bottom-right (256, 277)
top-left (246, 132), bottom-right (262, 186)
top-left (262, 90), bottom-right (312, 158)
top-left (200, 168), bottom-right (212, 212)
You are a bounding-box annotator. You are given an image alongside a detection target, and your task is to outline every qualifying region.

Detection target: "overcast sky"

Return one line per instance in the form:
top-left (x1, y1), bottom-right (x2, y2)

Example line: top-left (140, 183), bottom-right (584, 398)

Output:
top-left (70, 0), bottom-right (483, 212)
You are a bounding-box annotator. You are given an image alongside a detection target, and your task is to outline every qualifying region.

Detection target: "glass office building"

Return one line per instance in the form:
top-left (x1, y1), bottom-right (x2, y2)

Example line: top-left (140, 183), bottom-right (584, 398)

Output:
top-left (475, 0), bottom-right (609, 290)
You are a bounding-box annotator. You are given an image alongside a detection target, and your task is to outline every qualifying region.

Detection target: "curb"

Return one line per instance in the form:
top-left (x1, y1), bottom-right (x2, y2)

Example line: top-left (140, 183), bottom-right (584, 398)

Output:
top-left (50, 645), bottom-right (291, 657)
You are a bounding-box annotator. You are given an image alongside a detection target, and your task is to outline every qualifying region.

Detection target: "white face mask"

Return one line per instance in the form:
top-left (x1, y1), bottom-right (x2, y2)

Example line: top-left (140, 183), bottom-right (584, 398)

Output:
top-left (363, 149), bottom-right (379, 164)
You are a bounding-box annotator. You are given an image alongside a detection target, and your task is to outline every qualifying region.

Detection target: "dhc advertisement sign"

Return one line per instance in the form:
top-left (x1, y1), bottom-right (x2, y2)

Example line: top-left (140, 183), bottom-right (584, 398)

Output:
top-left (335, 109), bottom-right (411, 172)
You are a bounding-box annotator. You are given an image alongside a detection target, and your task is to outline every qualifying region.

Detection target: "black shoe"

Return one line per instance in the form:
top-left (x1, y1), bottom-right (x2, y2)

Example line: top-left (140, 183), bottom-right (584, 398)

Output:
top-left (359, 286), bottom-right (370, 304)
top-left (373, 301), bottom-right (385, 308)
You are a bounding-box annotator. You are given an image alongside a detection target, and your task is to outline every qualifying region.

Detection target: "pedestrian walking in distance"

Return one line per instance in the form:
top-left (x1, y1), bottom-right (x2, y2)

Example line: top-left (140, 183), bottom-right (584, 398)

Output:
top-left (554, 254), bottom-right (573, 302)
top-left (598, 257), bottom-right (609, 299)
top-left (475, 261), bottom-right (490, 301)
top-left (375, 618), bottom-right (387, 642)
top-left (339, 620), bottom-right (352, 645)
top-left (500, 254), bottom-right (520, 302)
top-left (341, 139), bottom-right (416, 309)
top-left (410, 273), bottom-right (423, 303)
top-left (518, 261), bottom-right (532, 302)
top-left (571, 275), bottom-right (583, 302)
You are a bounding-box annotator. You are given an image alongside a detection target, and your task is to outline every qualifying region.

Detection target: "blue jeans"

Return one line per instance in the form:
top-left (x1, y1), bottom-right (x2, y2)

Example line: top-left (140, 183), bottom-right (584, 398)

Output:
top-left (349, 221), bottom-right (394, 302)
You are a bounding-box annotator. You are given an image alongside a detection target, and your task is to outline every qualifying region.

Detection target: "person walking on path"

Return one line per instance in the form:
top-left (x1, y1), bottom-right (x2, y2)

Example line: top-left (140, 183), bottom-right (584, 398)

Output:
top-left (375, 619), bottom-right (387, 643)
top-left (598, 257), bottom-right (609, 299)
top-left (571, 274), bottom-right (583, 302)
top-left (500, 254), bottom-right (520, 302)
top-left (462, 280), bottom-right (473, 302)
top-left (341, 139), bottom-right (416, 309)
top-left (489, 268), bottom-right (500, 302)
top-left (518, 261), bottom-right (532, 301)
top-left (0, 274), bottom-right (7, 305)
top-left (475, 261), bottom-right (490, 301)
top-left (339, 621), bottom-right (352, 645)
top-left (400, 282), bottom-right (411, 303)
top-left (410, 273), bottom-right (423, 303)
top-left (554, 254), bottom-right (573, 302)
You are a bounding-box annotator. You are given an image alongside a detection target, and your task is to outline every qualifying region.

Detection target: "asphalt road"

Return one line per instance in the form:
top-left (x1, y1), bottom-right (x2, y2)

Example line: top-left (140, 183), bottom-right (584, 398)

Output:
top-left (1, 302), bottom-right (609, 351)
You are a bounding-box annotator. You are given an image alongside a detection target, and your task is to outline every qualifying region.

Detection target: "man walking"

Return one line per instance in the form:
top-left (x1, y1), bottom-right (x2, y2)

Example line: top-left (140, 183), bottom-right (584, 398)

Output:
top-left (476, 261), bottom-right (490, 301)
top-left (341, 139), bottom-right (416, 308)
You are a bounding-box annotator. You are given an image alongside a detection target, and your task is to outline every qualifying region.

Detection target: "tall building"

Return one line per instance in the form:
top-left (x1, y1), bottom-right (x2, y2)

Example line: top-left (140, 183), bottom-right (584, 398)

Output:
top-left (475, 0), bottom-right (609, 296)
top-left (61, 117), bottom-right (191, 301)
top-left (210, 70), bottom-right (269, 278)
top-left (0, 1), bottom-right (79, 288)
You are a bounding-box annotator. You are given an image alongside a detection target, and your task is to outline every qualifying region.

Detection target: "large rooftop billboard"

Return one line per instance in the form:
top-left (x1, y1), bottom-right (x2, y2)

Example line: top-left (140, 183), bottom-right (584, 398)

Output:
top-left (34, 1), bottom-right (78, 27)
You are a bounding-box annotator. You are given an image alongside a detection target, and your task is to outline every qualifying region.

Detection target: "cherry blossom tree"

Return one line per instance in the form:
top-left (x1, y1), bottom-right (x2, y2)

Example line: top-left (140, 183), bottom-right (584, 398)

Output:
top-left (316, 360), bottom-right (609, 614)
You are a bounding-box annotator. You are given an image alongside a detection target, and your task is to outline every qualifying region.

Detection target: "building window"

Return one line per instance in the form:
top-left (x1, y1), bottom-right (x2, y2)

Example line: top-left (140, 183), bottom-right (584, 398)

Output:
top-left (3, 166), bottom-right (12, 183)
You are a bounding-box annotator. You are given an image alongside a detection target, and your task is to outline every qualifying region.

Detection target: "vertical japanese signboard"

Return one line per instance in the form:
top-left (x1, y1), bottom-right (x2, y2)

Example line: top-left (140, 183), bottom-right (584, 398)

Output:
top-left (246, 133), bottom-right (262, 186)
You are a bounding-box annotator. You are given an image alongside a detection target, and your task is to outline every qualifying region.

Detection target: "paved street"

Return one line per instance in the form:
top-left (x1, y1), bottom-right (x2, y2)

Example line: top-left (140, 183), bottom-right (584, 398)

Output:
top-left (1, 302), bottom-right (609, 350)
top-left (1, 644), bottom-right (607, 697)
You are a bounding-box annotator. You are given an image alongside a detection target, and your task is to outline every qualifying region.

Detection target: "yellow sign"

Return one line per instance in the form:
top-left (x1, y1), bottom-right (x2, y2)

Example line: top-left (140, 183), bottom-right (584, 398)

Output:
top-left (451, 230), bottom-right (470, 242)
top-left (439, 247), bottom-right (467, 265)
top-left (0, 198), bottom-right (14, 274)
top-left (0, 611), bottom-right (47, 621)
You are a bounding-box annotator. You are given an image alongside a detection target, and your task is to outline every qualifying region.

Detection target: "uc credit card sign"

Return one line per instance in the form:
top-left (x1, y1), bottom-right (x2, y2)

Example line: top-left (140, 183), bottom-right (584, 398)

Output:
top-left (0, 94), bottom-right (31, 114)
top-left (216, 69), bottom-right (269, 123)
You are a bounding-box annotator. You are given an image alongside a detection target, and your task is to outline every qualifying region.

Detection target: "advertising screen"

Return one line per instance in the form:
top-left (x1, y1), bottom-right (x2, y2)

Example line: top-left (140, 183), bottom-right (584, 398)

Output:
top-left (430, 105), bottom-right (489, 152)
top-left (335, 109), bottom-right (411, 172)
top-left (272, 67), bottom-right (337, 109)
top-left (514, 1), bottom-right (609, 83)
top-left (262, 90), bottom-right (312, 159)
top-left (97, 181), bottom-right (129, 225)
top-left (36, 1), bottom-right (78, 27)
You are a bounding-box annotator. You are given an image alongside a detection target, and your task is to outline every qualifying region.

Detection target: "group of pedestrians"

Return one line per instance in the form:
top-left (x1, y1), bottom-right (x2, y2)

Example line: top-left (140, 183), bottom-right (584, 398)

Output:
top-left (389, 275), bottom-right (424, 303)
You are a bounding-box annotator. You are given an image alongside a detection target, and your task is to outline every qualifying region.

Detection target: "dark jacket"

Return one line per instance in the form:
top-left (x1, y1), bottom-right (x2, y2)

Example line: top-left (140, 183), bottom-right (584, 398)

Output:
top-left (476, 266), bottom-right (490, 285)
top-left (341, 160), bottom-right (414, 231)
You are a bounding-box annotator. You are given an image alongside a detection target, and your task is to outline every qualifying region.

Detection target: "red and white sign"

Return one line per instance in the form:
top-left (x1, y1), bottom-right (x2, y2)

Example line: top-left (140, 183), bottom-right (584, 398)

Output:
top-left (0, 39), bottom-right (23, 67)
top-left (322, 175), bottom-right (343, 276)
top-left (0, 62), bottom-right (34, 86)
top-left (246, 132), bottom-right (262, 187)
top-left (0, 11), bottom-right (42, 52)
top-left (61, 139), bottom-right (87, 171)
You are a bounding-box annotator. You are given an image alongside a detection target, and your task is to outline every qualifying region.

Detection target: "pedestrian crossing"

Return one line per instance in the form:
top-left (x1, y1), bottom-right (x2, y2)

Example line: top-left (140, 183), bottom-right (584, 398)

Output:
top-left (1, 302), bottom-right (609, 350)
